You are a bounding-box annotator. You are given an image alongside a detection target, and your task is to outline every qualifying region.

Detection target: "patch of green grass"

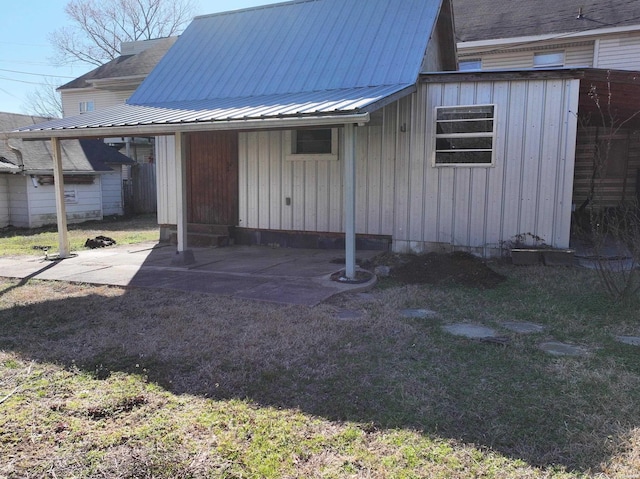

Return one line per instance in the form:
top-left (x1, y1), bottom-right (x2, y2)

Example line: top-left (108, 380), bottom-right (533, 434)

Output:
top-left (0, 214), bottom-right (158, 255)
top-left (0, 262), bottom-right (639, 477)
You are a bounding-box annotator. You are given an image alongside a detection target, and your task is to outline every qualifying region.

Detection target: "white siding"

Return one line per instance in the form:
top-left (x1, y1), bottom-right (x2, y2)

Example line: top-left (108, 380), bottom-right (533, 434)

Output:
top-left (26, 178), bottom-right (102, 228)
top-left (474, 42), bottom-right (594, 70)
top-left (101, 170), bottom-right (124, 216)
top-left (155, 136), bottom-right (177, 225)
top-left (61, 88), bottom-right (132, 117)
top-left (595, 32), bottom-right (640, 70)
top-left (0, 175), bottom-right (9, 227)
top-left (237, 78), bottom-right (580, 256)
top-left (7, 175), bottom-right (29, 227)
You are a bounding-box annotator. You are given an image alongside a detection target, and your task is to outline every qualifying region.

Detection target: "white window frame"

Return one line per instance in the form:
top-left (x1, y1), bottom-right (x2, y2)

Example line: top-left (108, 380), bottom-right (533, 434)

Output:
top-left (533, 51), bottom-right (565, 68)
top-left (285, 128), bottom-right (339, 161)
top-left (79, 101), bottom-right (95, 114)
top-left (433, 104), bottom-right (496, 167)
top-left (459, 59), bottom-right (482, 71)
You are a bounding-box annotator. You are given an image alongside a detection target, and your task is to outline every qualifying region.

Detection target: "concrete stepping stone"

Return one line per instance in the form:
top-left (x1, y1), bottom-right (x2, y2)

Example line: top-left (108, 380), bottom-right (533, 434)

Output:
top-left (615, 336), bottom-right (640, 346)
top-left (336, 309), bottom-right (363, 321)
top-left (442, 323), bottom-right (498, 339)
top-left (500, 321), bottom-right (545, 334)
top-left (539, 341), bottom-right (588, 356)
top-left (401, 308), bottom-right (438, 319)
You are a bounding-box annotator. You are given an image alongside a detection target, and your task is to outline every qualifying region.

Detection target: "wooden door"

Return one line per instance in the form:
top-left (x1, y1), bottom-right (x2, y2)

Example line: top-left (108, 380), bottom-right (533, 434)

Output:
top-left (187, 131), bottom-right (239, 225)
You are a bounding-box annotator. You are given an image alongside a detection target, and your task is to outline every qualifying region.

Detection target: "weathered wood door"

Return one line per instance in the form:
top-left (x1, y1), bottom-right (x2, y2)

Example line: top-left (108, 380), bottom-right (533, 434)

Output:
top-left (187, 131), bottom-right (239, 225)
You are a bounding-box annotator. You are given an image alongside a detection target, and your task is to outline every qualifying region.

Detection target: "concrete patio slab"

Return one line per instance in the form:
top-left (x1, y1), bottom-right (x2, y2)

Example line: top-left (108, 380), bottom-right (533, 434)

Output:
top-left (0, 242), bottom-right (379, 306)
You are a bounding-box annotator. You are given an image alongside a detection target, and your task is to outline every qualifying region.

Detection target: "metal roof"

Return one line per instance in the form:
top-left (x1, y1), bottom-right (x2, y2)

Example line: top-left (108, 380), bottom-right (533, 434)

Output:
top-left (9, 0), bottom-right (444, 138)
top-left (12, 84), bottom-right (412, 138)
top-left (129, 0), bottom-right (441, 104)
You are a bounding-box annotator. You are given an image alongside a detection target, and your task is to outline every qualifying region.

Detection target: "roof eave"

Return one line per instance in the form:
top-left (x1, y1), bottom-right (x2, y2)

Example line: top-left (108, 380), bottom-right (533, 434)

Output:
top-left (457, 23), bottom-right (640, 51)
top-left (5, 112), bottom-right (372, 141)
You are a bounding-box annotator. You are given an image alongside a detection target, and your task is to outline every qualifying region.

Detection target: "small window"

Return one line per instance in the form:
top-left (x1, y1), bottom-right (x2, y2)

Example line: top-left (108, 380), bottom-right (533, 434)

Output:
top-left (79, 101), bottom-right (95, 114)
top-left (533, 51), bottom-right (564, 68)
top-left (434, 105), bottom-right (496, 166)
top-left (459, 59), bottom-right (482, 71)
top-left (286, 128), bottom-right (338, 160)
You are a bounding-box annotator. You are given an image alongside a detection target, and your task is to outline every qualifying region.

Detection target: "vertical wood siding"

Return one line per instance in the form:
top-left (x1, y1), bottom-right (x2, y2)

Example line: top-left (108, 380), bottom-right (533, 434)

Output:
top-left (237, 78), bottom-right (579, 255)
top-left (573, 127), bottom-right (640, 208)
top-left (187, 132), bottom-right (238, 225)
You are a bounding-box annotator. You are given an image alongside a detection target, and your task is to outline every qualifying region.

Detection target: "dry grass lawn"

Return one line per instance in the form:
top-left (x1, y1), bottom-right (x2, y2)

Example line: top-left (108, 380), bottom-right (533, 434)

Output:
top-left (1, 254), bottom-right (640, 477)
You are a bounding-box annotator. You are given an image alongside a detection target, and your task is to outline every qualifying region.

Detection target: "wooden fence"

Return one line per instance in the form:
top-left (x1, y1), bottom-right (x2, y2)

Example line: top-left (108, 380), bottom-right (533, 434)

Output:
top-left (123, 163), bottom-right (157, 214)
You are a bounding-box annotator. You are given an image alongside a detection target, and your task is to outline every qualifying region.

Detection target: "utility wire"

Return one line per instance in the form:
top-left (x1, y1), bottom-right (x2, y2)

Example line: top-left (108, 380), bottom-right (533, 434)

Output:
top-left (0, 68), bottom-right (76, 79)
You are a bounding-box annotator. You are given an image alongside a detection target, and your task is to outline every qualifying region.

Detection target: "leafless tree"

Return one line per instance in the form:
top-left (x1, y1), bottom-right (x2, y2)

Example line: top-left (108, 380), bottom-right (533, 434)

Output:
top-left (22, 78), bottom-right (63, 119)
top-left (50, 0), bottom-right (196, 67)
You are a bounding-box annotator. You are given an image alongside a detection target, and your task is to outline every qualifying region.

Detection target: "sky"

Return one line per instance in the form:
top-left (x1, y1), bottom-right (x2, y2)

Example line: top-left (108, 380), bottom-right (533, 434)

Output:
top-left (0, 0), bottom-right (282, 115)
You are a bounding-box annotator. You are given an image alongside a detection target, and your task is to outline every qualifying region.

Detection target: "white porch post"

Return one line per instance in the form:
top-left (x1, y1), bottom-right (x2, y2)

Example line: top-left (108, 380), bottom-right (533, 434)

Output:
top-left (51, 137), bottom-right (70, 258)
top-left (343, 123), bottom-right (357, 279)
top-left (172, 131), bottom-right (195, 265)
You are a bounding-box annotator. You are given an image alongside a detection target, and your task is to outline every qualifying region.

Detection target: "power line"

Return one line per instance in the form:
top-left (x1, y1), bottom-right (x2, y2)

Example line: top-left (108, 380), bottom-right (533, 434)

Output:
top-left (0, 68), bottom-right (76, 79)
top-left (0, 75), bottom-right (58, 86)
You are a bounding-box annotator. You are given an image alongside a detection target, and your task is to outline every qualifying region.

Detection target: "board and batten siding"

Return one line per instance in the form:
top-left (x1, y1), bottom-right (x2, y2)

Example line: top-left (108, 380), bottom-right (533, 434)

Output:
top-left (237, 78), bottom-right (579, 255)
top-left (0, 175), bottom-right (9, 227)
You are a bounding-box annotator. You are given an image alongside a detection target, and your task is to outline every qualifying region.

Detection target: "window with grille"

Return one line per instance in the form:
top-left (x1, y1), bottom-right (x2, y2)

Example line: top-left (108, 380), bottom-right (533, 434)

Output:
top-left (434, 105), bottom-right (496, 166)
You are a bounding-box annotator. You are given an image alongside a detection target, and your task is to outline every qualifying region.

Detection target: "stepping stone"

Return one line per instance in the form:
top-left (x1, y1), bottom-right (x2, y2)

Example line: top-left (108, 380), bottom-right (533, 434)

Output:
top-left (442, 323), bottom-right (498, 339)
top-left (615, 336), bottom-right (640, 346)
top-left (539, 341), bottom-right (588, 356)
top-left (500, 321), bottom-right (545, 334)
top-left (336, 309), bottom-right (363, 321)
top-left (401, 308), bottom-right (438, 319)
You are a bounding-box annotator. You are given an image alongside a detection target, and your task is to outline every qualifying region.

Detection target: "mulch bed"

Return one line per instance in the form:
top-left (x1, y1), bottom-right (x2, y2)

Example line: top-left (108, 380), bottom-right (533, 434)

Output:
top-left (365, 251), bottom-right (506, 289)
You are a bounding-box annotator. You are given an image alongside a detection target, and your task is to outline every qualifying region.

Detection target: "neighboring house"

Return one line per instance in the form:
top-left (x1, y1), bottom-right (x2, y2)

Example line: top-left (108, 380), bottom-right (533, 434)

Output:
top-left (7, 0), bottom-right (640, 269)
top-left (57, 37), bottom-right (177, 162)
top-left (453, 0), bottom-right (640, 212)
top-left (453, 0), bottom-right (640, 71)
top-left (0, 112), bottom-right (133, 228)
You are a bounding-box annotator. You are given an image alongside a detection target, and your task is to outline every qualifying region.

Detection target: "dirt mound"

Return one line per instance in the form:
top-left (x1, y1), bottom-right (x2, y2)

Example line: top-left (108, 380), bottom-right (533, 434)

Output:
top-left (367, 251), bottom-right (506, 289)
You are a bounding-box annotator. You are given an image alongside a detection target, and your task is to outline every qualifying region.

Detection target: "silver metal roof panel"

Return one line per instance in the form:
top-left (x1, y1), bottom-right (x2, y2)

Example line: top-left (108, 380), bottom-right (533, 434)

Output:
top-left (13, 84), bottom-right (411, 134)
top-left (129, 0), bottom-right (441, 104)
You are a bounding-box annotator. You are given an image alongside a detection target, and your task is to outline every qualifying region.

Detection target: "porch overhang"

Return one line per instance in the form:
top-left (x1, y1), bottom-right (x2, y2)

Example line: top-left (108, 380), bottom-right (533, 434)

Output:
top-left (4, 84), bottom-right (418, 140)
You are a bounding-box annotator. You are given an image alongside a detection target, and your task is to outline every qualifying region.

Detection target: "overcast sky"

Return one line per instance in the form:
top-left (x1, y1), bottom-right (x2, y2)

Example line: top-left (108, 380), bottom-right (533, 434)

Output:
top-left (0, 0), bottom-right (281, 115)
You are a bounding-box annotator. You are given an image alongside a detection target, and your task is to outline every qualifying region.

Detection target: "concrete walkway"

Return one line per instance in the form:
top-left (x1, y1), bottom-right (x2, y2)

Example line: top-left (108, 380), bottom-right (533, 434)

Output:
top-left (0, 242), bottom-right (378, 306)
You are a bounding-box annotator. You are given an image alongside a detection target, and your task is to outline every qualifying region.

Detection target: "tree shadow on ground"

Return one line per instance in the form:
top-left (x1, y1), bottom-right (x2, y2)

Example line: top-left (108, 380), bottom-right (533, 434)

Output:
top-left (0, 279), bottom-right (638, 474)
